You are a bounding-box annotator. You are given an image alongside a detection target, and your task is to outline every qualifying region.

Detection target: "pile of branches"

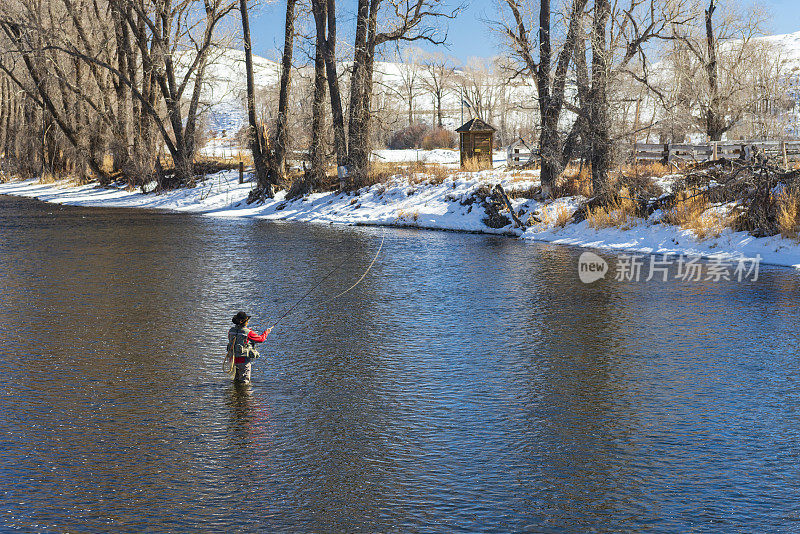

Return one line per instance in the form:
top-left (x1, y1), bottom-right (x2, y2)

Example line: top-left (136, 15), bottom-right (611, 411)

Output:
top-left (575, 158), bottom-right (800, 237)
top-left (653, 159), bottom-right (800, 236)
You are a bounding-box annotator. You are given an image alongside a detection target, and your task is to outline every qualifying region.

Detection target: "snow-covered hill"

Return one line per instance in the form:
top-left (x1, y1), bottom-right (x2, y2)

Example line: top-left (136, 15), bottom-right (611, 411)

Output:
top-left (764, 30), bottom-right (800, 69)
top-left (200, 29), bottom-right (800, 140)
top-left (201, 48), bottom-right (280, 135)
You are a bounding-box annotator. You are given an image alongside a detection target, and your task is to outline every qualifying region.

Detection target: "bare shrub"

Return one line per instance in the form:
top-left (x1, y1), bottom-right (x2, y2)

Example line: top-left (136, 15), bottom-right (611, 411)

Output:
top-left (421, 128), bottom-right (456, 150)
top-left (539, 204), bottom-right (573, 228)
top-left (388, 123), bottom-right (429, 149)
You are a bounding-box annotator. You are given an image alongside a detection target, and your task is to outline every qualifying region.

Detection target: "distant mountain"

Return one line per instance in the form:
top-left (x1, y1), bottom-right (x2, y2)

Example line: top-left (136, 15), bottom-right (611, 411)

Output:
top-left (200, 30), bottom-right (800, 139)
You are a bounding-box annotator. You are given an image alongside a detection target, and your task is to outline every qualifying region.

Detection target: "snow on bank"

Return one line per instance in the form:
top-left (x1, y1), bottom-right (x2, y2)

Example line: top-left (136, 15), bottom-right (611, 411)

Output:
top-left (3, 165), bottom-right (800, 270)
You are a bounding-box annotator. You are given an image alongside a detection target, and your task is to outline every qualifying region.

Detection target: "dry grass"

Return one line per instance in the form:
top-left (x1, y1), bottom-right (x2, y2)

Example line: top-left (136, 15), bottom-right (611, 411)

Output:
top-left (461, 157), bottom-right (490, 172)
top-left (506, 170), bottom-right (537, 182)
top-left (777, 189), bottom-right (800, 239)
top-left (554, 165), bottom-right (592, 198)
top-left (662, 189), bottom-right (735, 240)
top-left (539, 204), bottom-right (574, 228)
top-left (618, 161), bottom-right (674, 179)
top-left (369, 161), bottom-right (454, 186)
top-left (38, 171), bottom-right (63, 184)
top-left (585, 187), bottom-right (638, 229)
top-left (395, 209), bottom-right (419, 223)
top-left (552, 162), bottom-right (668, 199)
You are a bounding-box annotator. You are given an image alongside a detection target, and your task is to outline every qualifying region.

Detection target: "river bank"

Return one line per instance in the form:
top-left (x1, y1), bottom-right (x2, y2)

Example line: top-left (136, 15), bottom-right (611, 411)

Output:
top-left (3, 160), bottom-right (800, 269)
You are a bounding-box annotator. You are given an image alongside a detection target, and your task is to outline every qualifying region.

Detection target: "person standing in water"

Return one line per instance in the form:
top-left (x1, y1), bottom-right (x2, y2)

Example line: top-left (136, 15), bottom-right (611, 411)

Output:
top-left (228, 311), bottom-right (272, 384)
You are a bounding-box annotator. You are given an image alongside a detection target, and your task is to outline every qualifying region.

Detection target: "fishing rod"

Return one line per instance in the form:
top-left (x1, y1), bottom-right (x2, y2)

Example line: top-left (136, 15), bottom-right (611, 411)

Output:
top-left (267, 227), bottom-right (386, 329)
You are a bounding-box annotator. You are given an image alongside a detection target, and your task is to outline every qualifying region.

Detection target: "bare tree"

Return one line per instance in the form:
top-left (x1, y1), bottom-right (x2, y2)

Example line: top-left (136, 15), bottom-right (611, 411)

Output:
top-left (343, 0), bottom-right (460, 188)
top-left (119, 0), bottom-right (237, 185)
top-left (395, 46), bottom-right (424, 126)
top-left (421, 50), bottom-right (456, 128)
top-left (317, 0), bottom-right (347, 167)
top-left (457, 57), bottom-right (502, 126)
top-left (572, 0), bottom-right (690, 195)
top-left (499, 0), bottom-right (588, 194)
top-left (270, 0), bottom-right (298, 192)
top-left (667, 0), bottom-right (774, 141)
top-left (240, 0), bottom-right (270, 192)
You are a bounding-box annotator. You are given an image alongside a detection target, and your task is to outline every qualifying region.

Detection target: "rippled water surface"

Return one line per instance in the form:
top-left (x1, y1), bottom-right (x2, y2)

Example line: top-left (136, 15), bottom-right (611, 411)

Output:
top-left (2, 195), bottom-right (800, 532)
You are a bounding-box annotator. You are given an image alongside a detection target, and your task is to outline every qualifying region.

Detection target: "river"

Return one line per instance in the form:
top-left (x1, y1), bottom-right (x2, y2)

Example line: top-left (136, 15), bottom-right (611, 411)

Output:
top-left (1, 194), bottom-right (799, 532)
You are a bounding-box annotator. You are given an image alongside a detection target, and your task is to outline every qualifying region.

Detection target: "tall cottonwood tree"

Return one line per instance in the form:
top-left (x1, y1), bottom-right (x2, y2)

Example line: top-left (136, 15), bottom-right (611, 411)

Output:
top-left (500, 0), bottom-right (588, 195)
top-left (270, 0), bottom-right (298, 190)
top-left (668, 0), bottom-right (772, 141)
top-left (240, 0), bottom-right (270, 190)
top-left (307, 0), bottom-right (329, 191)
top-left (571, 0), bottom-right (689, 195)
top-left (341, 0), bottom-right (459, 188)
top-left (316, 0), bottom-right (347, 168)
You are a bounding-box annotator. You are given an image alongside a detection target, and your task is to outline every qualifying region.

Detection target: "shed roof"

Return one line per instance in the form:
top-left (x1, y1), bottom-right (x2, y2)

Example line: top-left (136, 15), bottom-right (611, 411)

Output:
top-left (456, 117), bottom-right (496, 133)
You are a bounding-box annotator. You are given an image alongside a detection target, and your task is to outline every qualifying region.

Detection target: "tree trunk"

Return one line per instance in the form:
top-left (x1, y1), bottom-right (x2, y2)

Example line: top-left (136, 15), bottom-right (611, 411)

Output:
top-left (589, 0), bottom-right (611, 196)
top-left (324, 0), bottom-right (347, 167)
top-left (346, 0), bottom-right (379, 188)
top-left (346, 0), bottom-right (371, 186)
top-left (240, 0), bottom-right (270, 191)
top-left (704, 0), bottom-right (724, 141)
top-left (272, 0), bottom-right (297, 187)
top-left (436, 91), bottom-right (443, 128)
top-left (308, 0), bottom-right (328, 192)
top-left (539, 109), bottom-right (562, 194)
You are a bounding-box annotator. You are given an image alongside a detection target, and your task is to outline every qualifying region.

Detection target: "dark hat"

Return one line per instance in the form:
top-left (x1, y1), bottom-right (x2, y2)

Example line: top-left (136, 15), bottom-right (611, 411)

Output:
top-left (232, 311), bottom-right (250, 325)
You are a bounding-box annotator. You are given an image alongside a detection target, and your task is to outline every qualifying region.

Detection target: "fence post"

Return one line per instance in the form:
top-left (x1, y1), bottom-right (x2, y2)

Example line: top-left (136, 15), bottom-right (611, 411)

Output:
top-left (239, 161), bottom-right (244, 184)
top-left (782, 140), bottom-right (789, 170)
top-left (712, 141), bottom-right (718, 161)
top-left (662, 143), bottom-right (672, 165)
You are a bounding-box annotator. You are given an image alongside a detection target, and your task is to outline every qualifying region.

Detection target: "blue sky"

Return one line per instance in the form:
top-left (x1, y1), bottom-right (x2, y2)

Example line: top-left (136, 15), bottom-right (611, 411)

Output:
top-left (248, 0), bottom-right (800, 63)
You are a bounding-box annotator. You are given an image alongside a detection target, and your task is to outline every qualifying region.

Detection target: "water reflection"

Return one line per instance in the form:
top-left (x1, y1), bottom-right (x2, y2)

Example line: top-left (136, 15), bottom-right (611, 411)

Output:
top-left (2, 195), bottom-right (800, 532)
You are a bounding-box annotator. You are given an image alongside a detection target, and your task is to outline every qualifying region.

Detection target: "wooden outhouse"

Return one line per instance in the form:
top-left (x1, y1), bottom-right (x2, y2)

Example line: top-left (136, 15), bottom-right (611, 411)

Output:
top-left (456, 118), bottom-right (495, 169)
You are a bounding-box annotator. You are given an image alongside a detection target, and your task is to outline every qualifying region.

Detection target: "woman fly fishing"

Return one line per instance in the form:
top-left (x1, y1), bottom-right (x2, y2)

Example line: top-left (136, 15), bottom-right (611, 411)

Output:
top-left (223, 227), bottom-right (385, 384)
top-left (226, 311), bottom-right (272, 385)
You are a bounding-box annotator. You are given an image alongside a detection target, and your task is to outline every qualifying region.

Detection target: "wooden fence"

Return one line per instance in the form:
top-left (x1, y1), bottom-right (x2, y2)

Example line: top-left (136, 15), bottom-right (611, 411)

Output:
top-left (634, 140), bottom-right (800, 167)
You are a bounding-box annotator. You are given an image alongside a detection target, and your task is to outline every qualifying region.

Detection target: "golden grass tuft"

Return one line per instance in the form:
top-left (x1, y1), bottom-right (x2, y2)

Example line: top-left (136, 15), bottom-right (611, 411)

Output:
top-left (538, 203), bottom-right (574, 228)
top-left (395, 209), bottom-right (419, 223)
top-left (460, 157), bottom-right (490, 173)
top-left (38, 171), bottom-right (61, 184)
top-left (618, 161), bottom-right (674, 179)
top-left (777, 189), bottom-right (800, 239)
top-left (554, 165), bottom-right (593, 198)
top-left (585, 187), bottom-right (638, 229)
top-left (662, 190), bottom-right (734, 240)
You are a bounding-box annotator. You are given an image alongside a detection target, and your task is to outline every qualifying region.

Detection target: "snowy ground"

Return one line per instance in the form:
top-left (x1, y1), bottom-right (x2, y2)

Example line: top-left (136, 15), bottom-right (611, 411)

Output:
top-left (3, 150), bottom-right (800, 270)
